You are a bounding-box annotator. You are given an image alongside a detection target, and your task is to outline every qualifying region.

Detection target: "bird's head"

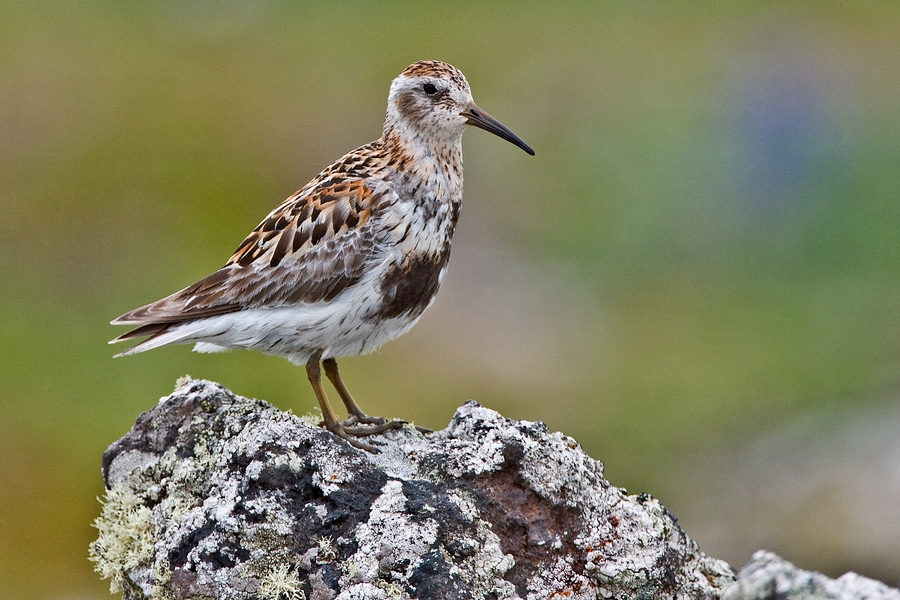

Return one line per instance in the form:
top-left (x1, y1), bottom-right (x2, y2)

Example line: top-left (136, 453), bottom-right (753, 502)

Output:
top-left (385, 60), bottom-right (534, 156)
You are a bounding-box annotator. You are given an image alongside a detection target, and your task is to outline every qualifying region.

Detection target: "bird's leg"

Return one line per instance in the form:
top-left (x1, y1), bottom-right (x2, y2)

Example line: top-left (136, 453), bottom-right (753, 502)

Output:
top-left (306, 352), bottom-right (377, 453)
top-left (322, 357), bottom-right (403, 435)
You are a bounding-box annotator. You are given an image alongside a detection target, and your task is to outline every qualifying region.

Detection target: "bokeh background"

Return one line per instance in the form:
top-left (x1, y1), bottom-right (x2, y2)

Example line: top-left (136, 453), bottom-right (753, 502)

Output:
top-left (2, 1), bottom-right (899, 597)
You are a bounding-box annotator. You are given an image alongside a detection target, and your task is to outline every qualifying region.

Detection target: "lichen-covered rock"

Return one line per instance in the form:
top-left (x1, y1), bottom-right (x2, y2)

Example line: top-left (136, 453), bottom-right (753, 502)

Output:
top-left (725, 551), bottom-right (900, 600)
top-left (91, 378), bottom-right (735, 599)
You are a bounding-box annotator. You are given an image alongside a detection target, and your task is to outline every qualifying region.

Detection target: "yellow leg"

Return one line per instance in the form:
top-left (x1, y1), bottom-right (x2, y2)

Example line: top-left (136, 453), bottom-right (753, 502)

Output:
top-left (306, 352), bottom-right (377, 453)
top-left (322, 357), bottom-right (403, 435)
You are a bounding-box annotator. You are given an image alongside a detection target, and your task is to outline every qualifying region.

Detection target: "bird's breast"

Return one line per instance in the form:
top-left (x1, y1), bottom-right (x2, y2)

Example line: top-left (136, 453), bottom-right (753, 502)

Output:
top-left (369, 249), bottom-right (450, 322)
top-left (367, 175), bottom-right (460, 323)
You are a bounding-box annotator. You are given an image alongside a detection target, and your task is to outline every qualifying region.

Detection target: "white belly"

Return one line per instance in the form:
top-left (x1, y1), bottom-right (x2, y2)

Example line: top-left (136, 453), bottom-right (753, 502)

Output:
top-left (189, 264), bottom-right (438, 365)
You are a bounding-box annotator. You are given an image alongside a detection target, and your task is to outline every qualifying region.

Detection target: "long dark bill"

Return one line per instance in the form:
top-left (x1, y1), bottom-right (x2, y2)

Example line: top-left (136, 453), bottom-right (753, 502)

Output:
top-left (462, 102), bottom-right (535, 156)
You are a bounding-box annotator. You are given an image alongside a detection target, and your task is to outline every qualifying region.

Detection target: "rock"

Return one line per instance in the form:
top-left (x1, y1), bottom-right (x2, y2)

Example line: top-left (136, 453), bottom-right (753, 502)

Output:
top-left (88, 378), bottom-right (897, 599)
top-left (725, 551), bottom-right (900, 600)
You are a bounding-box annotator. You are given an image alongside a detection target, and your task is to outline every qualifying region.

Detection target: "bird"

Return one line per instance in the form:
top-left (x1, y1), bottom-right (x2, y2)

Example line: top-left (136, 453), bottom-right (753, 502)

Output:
top-left (110, 60), bottom-right (534, 452)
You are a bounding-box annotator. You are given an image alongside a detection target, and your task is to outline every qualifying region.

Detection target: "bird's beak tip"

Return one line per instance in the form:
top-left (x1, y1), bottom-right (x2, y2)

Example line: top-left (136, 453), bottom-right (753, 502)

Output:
top-left (462, 103), bottom-right (534, 156)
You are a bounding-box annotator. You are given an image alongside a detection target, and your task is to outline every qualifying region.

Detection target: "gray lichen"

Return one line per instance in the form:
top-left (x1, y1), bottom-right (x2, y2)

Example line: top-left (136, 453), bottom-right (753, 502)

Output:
top-left (725, 551), bottom-right (900, 600)
top-left (91, 378), bottom-right (733, 599)
top-left (90, 378), bottom-right (895, 599)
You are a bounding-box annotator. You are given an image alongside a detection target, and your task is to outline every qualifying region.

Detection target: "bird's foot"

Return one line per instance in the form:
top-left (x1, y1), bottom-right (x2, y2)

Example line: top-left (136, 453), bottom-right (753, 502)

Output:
top-left (343, 413), bottom-right (431, 434)
top-left (341, 415), bottom-right (404, 436)
top-left (319, 414), bottom-right (430, 453)
top-left (317, 416), bottom-right (404, 453)
top-left (322, 421), bottom-right (381, 453)
top-left (343, 413), bottom-right (390, 426)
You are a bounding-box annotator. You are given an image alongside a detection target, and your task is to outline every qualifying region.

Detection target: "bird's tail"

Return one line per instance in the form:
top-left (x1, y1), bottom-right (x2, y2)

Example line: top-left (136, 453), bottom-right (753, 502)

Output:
top-left (109, 321), bottom-right (213, 357)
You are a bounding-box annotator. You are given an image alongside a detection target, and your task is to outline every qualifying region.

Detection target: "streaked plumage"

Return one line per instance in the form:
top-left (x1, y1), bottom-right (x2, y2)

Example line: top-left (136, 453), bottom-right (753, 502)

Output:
top-left (111, 60), bottom-right (534, 451)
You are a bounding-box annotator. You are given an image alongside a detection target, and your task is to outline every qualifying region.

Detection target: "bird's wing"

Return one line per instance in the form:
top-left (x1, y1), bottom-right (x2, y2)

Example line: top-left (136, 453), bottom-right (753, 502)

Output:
top-left (111, 177), bottom-right (391, 331)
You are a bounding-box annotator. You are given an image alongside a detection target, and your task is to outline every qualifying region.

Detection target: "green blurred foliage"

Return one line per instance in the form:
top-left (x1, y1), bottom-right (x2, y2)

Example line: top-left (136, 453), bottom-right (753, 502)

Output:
top-left (1, 1), bottom-right (899, 596)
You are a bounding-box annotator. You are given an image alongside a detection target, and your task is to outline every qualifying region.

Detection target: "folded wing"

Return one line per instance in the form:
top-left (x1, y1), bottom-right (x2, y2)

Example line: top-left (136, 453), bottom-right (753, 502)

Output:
top-left (111, 178), bottom-right (390, 349)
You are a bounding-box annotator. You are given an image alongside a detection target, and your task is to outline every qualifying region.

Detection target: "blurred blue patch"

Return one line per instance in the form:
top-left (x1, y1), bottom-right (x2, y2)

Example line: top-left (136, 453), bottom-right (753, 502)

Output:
top-left (729, 38), bottom-right (845, 223)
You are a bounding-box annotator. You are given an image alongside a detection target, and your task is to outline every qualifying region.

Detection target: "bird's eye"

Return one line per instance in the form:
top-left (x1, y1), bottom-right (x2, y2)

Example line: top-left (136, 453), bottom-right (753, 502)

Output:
top-left (422, 83), bottom-right (437, 95)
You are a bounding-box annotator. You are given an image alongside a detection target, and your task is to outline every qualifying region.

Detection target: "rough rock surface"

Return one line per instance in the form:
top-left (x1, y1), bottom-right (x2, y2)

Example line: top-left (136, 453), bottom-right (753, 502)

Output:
top-left (89, 378), bottom-right (897, 599)
top-left (725, 551), bottom-right (900, 600)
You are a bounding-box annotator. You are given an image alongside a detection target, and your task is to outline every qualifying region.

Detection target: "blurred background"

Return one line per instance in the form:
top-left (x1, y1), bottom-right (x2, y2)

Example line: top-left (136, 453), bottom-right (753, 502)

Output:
top-left (2, 1), bottom-right (899, 597)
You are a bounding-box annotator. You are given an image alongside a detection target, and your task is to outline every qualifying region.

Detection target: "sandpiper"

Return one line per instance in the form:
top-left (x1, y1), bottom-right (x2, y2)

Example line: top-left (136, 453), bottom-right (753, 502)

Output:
top-left (111, 60), bottom-right (534, 451)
